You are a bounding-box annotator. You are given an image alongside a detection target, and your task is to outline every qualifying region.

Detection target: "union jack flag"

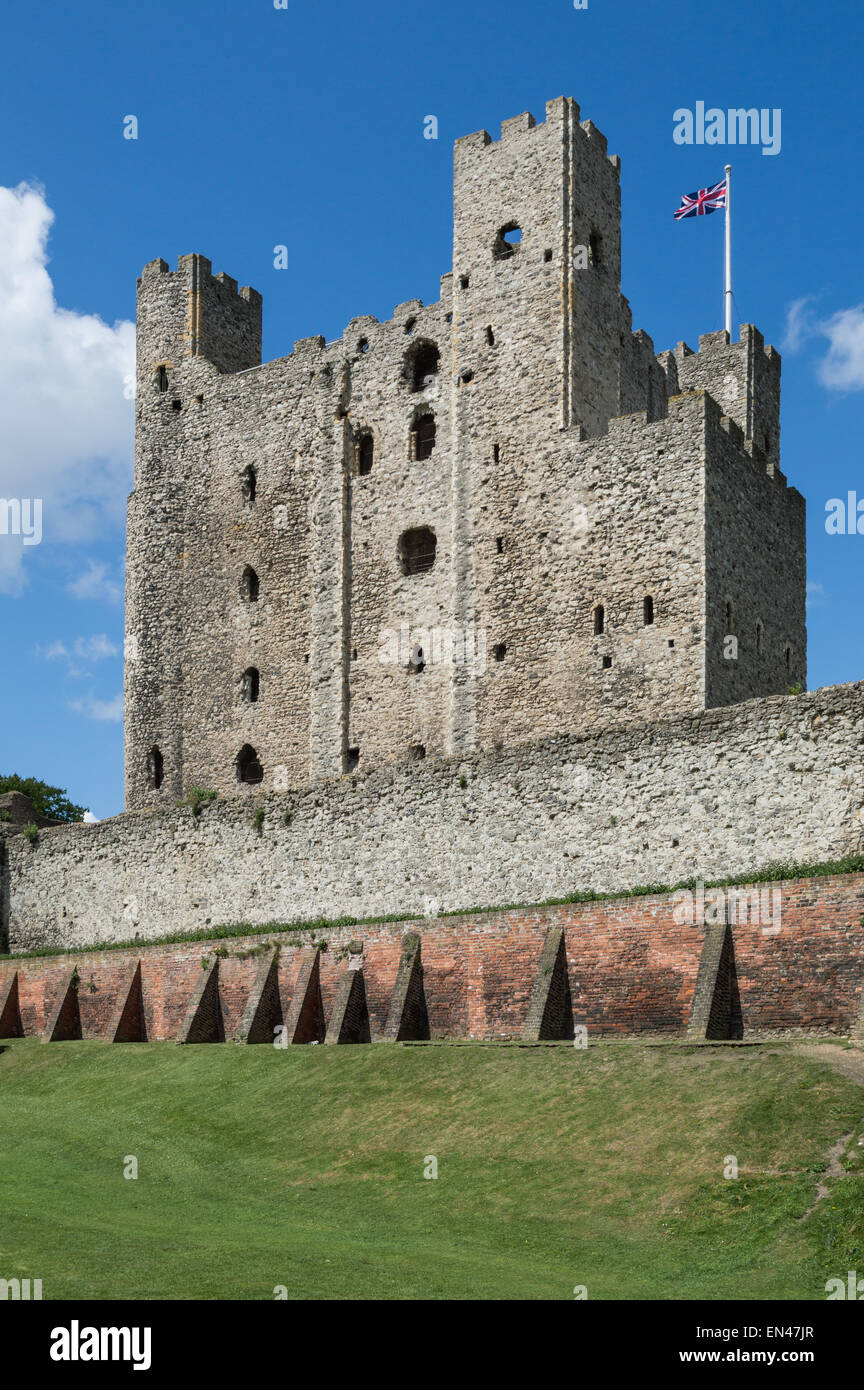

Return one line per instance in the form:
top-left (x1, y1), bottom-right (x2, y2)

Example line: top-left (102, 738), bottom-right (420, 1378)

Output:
top-left (674, 177), bottom-right (727, 220)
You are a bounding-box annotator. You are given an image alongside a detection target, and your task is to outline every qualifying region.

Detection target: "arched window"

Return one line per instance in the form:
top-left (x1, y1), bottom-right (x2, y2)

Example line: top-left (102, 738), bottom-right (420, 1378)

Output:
top-left (241, 465), bottom-right (257, 502)
top-left (406, 341), bottom-right (439, 392)
top-left (242, 667), bottom-right (260, 703)
top-left (236, 744), bottom-right (263, 784)
top-left (399, 527), bottom-right (437, 576)
top-left (356, 431), bottom-right (374, 476)
top-left (147, 745), bottom-right (164, 790)
top-left (240, 566), bottom-right (260, 602)
top-left (593, 604), bottom-right (605, 636)
top-left (411, 412), bottom-right (436, 461)
top-left (493, 223), bottom-right (522, 260)
top-left (643, 595), bottom-right (654, 626)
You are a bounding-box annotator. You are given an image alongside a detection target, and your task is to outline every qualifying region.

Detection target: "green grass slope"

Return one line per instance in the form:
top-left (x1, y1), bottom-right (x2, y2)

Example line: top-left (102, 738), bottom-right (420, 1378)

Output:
top-left (0, 1039), bottom-right (862, 1300)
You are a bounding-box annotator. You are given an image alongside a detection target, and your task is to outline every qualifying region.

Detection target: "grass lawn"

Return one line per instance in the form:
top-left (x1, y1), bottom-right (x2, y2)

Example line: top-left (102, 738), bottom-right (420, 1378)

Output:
top-left (0, 1038), bottom-right (862, 1300)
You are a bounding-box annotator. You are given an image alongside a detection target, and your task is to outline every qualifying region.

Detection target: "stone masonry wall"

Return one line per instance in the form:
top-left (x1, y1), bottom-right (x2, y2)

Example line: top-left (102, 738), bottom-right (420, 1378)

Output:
top-left (3, 870), bottom-right (863, 1041)
top-left (5, 682), bottom-right (864, 954)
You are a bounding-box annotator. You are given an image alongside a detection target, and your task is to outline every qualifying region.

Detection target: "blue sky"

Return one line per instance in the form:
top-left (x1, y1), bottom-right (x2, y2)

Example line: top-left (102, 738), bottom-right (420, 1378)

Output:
top-left (0, 0), bottom-right (862, 818)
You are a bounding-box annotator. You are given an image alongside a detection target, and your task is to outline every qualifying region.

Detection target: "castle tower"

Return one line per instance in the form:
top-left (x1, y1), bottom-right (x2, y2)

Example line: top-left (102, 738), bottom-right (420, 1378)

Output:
top-left (126, 257), bottom-right (263, 809)
top-left (125, 100), bottom-right (805, 812)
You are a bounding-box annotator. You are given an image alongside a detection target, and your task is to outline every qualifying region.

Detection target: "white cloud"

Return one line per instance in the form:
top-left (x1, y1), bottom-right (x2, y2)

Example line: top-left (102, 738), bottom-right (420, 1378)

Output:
top-left (69, 690), bottom-right (124, 722)
top-left (67, 558), bottom-right (124, 605)
top-left (781, 296), bottom-right (817, 353)
top-left (83, 811), bottom-right (100, 824)
top-left (0, 182), bottom-right (134, 595)
top-left (815, 307), bottom-right (864, 391)
top-left (806, 581), bottom-right (826, 610)
top-left (36, 633), bottom-right (120, 677)
top-left (783, 295), bottom-right (864, 392)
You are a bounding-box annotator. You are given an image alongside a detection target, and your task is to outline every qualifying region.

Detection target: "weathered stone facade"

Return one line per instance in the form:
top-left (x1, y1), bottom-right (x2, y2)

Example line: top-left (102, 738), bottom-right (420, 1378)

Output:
top-left (125, 96), bottom-right (805, 810)
top-left (6, 682), bottom-right (864, 955)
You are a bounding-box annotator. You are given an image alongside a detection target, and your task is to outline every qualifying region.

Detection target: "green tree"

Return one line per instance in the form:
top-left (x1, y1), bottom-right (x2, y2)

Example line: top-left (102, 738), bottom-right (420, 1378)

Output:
top-left (0, 774), bottom-right (86, 824)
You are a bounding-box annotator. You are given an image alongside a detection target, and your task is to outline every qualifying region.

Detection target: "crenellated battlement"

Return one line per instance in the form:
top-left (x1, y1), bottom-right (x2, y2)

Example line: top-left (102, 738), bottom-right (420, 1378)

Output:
top-left (135, 252), bottom-right (262, 389)
top-left (454, 97), bottom-right (621, 173)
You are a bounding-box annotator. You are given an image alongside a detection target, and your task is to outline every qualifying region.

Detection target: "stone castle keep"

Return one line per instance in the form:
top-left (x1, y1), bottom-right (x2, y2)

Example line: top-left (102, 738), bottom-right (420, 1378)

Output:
top-left (2, 98), bottom-right (863, 1046)
top-left (126, 94), bottom-right (805, 809)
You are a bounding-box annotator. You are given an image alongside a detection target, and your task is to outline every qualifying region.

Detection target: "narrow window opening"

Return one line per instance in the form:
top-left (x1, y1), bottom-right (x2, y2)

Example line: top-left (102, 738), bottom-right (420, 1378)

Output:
top-left (356, 432), bottom-right (374, 476)
top-left (399, 526), bottom-right (437, 576)
top-left (459, 275), bottom-right (470, 290)
top-left (411, 412), bottom-right (436, 460)
top-left (408, 644), bottom-right (425, 674)
top-left (155, 365), bottom-right (168, 393)
top-left (242, 667), bottom-right (260, 703)
top-left (486, 326), bottom-right (495, 346)
top-left (241, 464), bottom-right (257, 502)
top-left (147, 745), bottom-right (164, 790)
top-left (496, 536), bottom-right (504, 554)
top-left (171, 399), bottom-right (182, 412)
top-left (404, 316), bottom-right (416, 334)
top-left (357, 337), bottom-right (369, 354)
top-left (346, 747), bottom-right (360, 772)
top-left (493, 443), bottom-right (500, 463)
top-left (236, 744), bottom-right (263, 785)
top-left (543, 248), bottom-right (553, 263)
top-left (459, 369), bottom-right (474, 385)
top-left (593, 604), bottom-right (605, 636)
top-left (492, 643), bottom-right (507, 662)
top-left (725, 600), bottom-right (734, 635)
top-left (785, 644), bottom-right (792, 671)
top-left (588, 231), bottom-right (602, 266)
top-left (602, 655), bottom-right (612, 669)
top-left (408, 743), bottom-right (426, 761)
top-left (756, 621), bottom-right (764, 655)
top-left (240, 566), bottom-right (260, 602)
top-left (643, 595), bottom-right (654, 626)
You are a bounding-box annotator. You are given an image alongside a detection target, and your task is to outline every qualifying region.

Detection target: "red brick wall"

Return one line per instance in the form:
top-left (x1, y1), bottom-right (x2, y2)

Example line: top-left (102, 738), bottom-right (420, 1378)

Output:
top-left (2, 873), bottom-right (863, 1041)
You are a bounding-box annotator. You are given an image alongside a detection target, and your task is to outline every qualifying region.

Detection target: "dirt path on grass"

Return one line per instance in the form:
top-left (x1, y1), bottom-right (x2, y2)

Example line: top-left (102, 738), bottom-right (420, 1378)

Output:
top-left (794, 1042), bottom-right (864, 1087)
top-left (793, 1043), bottom-right (864, 1217)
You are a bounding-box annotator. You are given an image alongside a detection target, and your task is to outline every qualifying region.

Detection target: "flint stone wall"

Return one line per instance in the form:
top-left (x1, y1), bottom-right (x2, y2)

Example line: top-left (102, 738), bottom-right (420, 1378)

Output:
top-left (4, 682), bottom-right (863, 953)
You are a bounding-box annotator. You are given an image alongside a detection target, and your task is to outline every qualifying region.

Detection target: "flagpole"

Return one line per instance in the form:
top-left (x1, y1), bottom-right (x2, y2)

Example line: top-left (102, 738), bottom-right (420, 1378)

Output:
top-left (724, 164), bottom-right (732, 337)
